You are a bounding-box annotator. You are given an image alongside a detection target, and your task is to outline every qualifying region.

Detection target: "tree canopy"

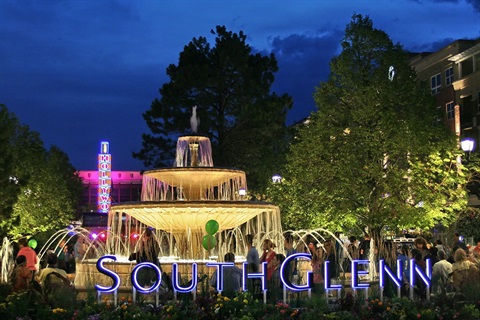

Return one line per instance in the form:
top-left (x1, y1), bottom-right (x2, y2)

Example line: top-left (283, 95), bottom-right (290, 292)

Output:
top-left (0, 105), bottom-right (20, 224)
top-left (269, 15), bottom-right (469, 238)
top-left (134, 25), bottom-right (292, 195)
top-left (0, 105), bottom-right (82, 239)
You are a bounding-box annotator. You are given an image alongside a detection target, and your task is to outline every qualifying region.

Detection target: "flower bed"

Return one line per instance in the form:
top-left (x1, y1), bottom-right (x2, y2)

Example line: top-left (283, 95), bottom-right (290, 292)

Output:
top-left (1, 284), bottom-right (479, 320)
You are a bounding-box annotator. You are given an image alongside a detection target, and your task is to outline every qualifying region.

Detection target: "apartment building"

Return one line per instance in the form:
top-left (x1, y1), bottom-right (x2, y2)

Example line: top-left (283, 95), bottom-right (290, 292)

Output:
top-left (410, 38), bottom-right (480, 144)
top-left (410, 39), bottom-right (480, 207)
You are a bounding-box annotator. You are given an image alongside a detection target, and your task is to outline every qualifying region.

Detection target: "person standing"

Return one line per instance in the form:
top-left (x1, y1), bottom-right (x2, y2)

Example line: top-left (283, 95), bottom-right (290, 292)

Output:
top-left (414, 237), bottom-right (429, 260)
top-left (431, 249), bottom-right (452, 295)
top-left (284, 233), bottom-right (297, 282)
top-left (359, 234), bottom-right (371, 271)
top-left (308, 239), bottom-right (323, 294)
top-left (448, 233), bottom-right (468, 263)
top-left (344, 236), bottom-right (359, 272)
top-left (397, 245), bottom-right (410, 280)
top-left (359, 234), bottom-right (370, 261)
top-left (269, 253), bottom-right (286, 300)
top-left (74, 237), bottom-right (88, 262)
top-left (136, 228), bottom-right (160, 287)
top-left (55, 240), bottom-right (68, 272)
top-left (452, 233), bottom-right (468, 252)
top-left (245, 234), bottom-right (260, 272)
top-left (434, 239), bottom-right (445, 253)
top-left (17, 237), bottom-right (38, 278)
top-left (323, 239), bottom-right (338, 283)
top-left (260, 239), bottom-right (276, 282)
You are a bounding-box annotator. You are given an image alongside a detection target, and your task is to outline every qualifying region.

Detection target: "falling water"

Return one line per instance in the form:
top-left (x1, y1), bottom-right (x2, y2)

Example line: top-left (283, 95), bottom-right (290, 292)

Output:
top-left (106, 132), bottom-right (283, 261)
top-left (0, 237), bottom-right (14, 284)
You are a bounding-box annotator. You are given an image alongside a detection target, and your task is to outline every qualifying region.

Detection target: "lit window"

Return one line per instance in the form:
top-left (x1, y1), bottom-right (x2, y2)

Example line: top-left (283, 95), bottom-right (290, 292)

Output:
top-left (431, 74), bottom-right (441, 95)
top-left (445, 67), bottom-right (454, 86)
top-left (446, 102), bottom-right (454, 120)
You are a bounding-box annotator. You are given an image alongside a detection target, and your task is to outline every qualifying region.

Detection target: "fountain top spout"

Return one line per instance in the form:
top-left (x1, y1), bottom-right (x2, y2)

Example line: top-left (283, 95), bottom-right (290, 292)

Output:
top-left (190, 106), bottom-right (200, 133)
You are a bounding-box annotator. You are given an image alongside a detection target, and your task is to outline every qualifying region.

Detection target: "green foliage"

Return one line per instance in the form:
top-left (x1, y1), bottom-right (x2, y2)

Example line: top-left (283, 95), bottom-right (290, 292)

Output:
top-left (0, 105), bottom-right (82, 239)
top-left (455, 207), bottom-right (480, 240)
top-left (268, 14), bottom-right (468, 235)
top-left (134, 25), bottom-right (292, 195)
top-left (454, 156), bottom-right (480, 240)
top-left (0, 105), bottom-right (21, 225)
top-left (0, 287), bottom-right (49, 319)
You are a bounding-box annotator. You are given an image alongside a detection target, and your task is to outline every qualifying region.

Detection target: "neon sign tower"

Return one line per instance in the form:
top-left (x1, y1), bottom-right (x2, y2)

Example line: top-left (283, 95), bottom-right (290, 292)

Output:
top-left (97, 141), bottom-right (111, 213)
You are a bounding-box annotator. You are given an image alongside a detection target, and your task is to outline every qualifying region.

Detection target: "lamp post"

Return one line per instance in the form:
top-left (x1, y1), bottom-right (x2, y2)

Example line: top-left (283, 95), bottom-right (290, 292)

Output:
top-left (460, 138), bottom-right (476, 162)
top-left (460, 138), bottom-right (480, 203)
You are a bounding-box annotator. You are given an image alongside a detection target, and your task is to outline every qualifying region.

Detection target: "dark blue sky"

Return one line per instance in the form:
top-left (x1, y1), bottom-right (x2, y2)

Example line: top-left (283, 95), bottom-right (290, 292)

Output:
top-left (1, 0), bottom-right (479, 171)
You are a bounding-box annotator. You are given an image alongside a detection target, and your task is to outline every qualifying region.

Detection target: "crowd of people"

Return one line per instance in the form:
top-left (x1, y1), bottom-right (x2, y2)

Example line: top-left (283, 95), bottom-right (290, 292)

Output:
top-left (9, 237), bottom-right (78, 308)
top-left (296, 233), bottom-right (480, 299)
top-left (219, 232), bottom-right (480, 300)
top-left (8, 231), bottom-right (480, 304)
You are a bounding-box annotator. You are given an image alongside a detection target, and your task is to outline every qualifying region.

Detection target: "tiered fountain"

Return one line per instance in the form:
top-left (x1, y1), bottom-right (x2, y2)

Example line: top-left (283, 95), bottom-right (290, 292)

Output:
top-left (76, 108), bottom-right (283, 287)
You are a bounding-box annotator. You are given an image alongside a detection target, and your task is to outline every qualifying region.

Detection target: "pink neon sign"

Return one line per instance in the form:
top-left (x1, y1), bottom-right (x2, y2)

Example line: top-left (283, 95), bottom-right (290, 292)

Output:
top-left (97, 141), bottom-right (111, 213)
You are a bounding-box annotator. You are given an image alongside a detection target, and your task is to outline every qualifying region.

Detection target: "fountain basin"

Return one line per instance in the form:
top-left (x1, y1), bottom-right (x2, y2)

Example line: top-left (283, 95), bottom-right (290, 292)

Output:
top-left (141, 168), bottom-right (247, 201)
top-left (110, 201), bottom-right (278, 231)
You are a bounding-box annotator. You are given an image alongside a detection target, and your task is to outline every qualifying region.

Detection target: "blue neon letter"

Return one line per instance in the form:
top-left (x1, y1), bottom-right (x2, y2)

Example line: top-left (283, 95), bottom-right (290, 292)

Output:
top-left (351, 260), bottom-right (370, 289)
top-left (242, 261), bottom-right (268, 292)
top-left (280, 252), bottom-right (313, 292)
top-left (324, 260), bottom-right (342, 290)
top-left (172, 263), bottom-right (198, 293)
top-left (409, 258), bottom-right (431, 288)
top-left (131, 262), bottom-right (162, 293)
top-left (207, 262), bottom-right (235, 293)
top-left (379, 259), bottom-right (402, 288)
top-left (95, 255), bottom-right (121, 293)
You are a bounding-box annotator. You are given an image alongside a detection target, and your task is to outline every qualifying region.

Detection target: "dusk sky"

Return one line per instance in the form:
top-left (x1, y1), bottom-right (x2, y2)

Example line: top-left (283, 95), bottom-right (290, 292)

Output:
top-left (1, 0), bottom-right (479, 171)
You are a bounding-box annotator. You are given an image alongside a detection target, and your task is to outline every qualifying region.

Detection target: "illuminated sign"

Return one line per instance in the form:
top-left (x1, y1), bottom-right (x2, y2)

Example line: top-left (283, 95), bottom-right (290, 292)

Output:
top-left (97, 141), bottom-right (111, 213)
top-left (95, 253), bottom-right (432, 298)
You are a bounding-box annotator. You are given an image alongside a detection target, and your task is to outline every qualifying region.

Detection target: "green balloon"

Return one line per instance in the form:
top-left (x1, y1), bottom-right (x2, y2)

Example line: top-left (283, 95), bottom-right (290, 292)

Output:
top-left (202, 235), bottom-right (217, 250)
top-left (205, 220), bottom-right (219, 235)
top-left (28, 239), bottom-right (37, 249)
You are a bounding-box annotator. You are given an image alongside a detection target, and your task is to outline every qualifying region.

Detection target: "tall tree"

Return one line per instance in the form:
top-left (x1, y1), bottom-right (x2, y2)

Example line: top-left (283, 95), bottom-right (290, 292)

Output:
top-left (0, 105), bottom-right (21, 225)
top-left (134, 26), bottom-right (292, 195)
top-left (269, 15), bottom-right (469, 246)
top-left (0, 105), bottom-right (82, 238)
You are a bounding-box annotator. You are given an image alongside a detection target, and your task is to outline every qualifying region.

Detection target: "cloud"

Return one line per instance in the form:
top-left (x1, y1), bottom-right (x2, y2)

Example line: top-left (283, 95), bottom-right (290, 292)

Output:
top-left (431, 0), bottom-right (480, 13)
top-left (466, 0), bottom-right (480, 12)
top-left (264, 29), bottom-right (344, 124)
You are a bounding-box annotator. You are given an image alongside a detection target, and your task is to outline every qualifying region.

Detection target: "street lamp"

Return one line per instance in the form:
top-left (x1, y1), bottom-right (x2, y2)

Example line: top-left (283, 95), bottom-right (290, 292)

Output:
top-left (461, 138), bottom-right (476, 162)
top-left (272, 174), bottom-right (282, 183)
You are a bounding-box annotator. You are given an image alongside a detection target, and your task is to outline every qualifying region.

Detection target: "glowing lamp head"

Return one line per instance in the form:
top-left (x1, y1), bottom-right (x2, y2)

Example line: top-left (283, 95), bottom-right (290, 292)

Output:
top-left (461, 138), bottom-right (475, 152)
top-left (91, 233), bottom-right (98, 239)
top-left (239, 188), bottom-right (246, 196)
top-left (272, 174), bottom-right (282, 183)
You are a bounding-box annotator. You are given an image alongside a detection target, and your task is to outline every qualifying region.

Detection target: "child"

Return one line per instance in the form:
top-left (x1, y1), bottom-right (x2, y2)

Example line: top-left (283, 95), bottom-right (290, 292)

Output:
top-left (11, 255), bottom-right (32, 292)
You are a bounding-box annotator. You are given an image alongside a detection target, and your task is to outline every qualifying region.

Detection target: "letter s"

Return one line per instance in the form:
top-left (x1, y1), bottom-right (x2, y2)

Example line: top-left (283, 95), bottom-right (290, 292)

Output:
top-left (95, 255), bottom-right (121, 293)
